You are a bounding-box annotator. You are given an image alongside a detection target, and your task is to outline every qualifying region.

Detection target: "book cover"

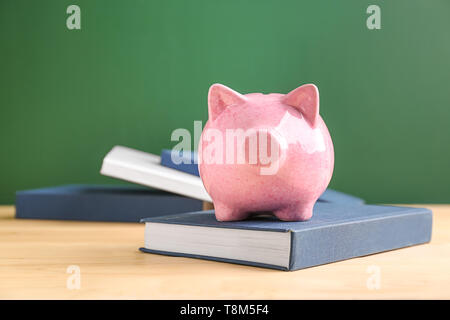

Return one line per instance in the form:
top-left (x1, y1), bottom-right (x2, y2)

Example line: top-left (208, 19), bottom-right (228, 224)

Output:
top-left (15, 185), bottom-right (203, 222)
top-left (160, 149), bottom-right (199, 176)
top-left (100, 146), bottom-right (211, 202)
top-left (140, 203), bottom-right (432, 270)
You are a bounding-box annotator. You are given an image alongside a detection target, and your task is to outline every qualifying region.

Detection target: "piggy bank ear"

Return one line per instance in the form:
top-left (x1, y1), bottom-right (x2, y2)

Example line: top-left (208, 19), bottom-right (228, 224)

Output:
top-left (208, 84), bottom-right (247, 121)
top-left (283, 84), bottom-right (319, 128)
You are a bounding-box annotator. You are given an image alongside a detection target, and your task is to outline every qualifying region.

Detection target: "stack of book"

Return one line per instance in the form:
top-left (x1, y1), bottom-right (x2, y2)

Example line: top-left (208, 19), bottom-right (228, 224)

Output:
top-left (16, 145), bottom-right (432, 271)
top-left (16, 145), bottom-right (364, 222)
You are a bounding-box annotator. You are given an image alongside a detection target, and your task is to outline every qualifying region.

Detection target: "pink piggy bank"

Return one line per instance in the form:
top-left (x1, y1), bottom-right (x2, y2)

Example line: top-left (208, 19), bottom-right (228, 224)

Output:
top-left (198, 83), bottom-right (334, 222)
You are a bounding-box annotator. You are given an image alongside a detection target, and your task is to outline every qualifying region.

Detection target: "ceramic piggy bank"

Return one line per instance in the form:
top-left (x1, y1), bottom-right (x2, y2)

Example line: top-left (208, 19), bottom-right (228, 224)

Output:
top-left (198, 83), bottom-right (334, 222)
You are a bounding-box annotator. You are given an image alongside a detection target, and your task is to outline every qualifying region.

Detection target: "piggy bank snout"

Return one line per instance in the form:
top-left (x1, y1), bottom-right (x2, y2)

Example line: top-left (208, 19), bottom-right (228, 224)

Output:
top-left (238, 128), bottom-right (287, 176)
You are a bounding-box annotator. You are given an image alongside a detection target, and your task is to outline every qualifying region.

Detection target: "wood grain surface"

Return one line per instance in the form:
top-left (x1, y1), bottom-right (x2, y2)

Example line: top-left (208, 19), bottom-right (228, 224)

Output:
top-left (0, 205), bottom-right (448, 299)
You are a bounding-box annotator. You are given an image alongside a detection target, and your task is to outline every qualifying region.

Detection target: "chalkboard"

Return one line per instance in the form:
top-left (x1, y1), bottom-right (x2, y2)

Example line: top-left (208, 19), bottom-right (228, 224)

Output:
top-left (0, 0), bottom-right (449, 204)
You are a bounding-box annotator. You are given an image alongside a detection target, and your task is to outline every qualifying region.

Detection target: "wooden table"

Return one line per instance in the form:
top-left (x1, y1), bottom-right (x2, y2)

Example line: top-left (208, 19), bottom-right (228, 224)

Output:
top-left (0, 205), bottom-right (449, 299)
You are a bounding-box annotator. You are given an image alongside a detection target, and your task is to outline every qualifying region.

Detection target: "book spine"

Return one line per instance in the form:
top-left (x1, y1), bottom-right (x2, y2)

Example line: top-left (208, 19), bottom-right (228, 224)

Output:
top-left (289, 209), bottom-right (432, 270)
top-left (15, 191), bottom-right (203, 222)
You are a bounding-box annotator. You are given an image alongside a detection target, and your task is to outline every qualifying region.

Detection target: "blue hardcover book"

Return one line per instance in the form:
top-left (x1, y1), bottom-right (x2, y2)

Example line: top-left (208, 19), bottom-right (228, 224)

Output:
top-left (140, 203), bottom-right (432, 271)
top-left (160, 149), bottom-right (199, 176)
top-left (319, 189), bottom-right (365, 204)
top-left (160, 149), bottom-right (364, 204)
top-left (15, 185), bottom-right (203, 222)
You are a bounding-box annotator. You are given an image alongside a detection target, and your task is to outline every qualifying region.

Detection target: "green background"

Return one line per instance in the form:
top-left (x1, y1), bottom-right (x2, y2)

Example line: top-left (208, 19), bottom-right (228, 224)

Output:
top-left (1, 0), bottom-right (449, 204)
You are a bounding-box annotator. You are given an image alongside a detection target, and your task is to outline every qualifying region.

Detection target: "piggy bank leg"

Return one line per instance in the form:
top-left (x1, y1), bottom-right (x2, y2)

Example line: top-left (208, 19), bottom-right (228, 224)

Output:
top-left (274, 202), bottom-right (314, 222)
top-left (214, 202), bottom-right (250, 222)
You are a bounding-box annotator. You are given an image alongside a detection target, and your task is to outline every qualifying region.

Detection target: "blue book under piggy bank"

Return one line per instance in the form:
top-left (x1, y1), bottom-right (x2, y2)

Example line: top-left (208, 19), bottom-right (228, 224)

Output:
top-left (140, 203), bottom-right (432, 271)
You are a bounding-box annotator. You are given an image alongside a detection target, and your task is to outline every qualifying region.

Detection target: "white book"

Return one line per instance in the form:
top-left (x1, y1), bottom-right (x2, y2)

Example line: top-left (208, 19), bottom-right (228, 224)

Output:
top-left (100, 146), bottom-right (212, 202)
